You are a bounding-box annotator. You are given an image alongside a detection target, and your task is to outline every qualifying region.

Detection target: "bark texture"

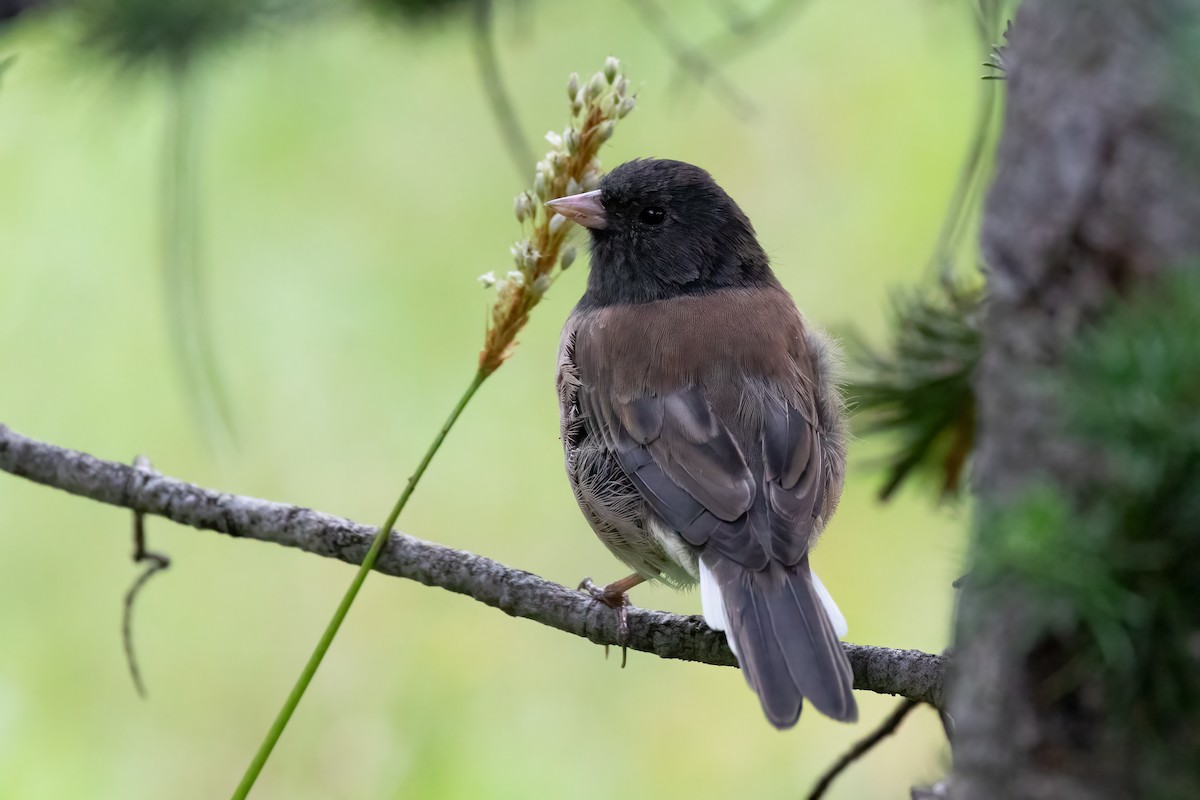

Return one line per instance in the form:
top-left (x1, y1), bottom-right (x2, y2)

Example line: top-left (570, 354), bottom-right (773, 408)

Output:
top-left (0, 423), bottom-right (947, 706)
top-left (952, 1), bottom-right (1200, 797)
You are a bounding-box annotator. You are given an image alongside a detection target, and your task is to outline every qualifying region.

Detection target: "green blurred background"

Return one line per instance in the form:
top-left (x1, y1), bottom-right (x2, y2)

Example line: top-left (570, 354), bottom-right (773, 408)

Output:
top-left (0, 2), bottom-right (975, 797)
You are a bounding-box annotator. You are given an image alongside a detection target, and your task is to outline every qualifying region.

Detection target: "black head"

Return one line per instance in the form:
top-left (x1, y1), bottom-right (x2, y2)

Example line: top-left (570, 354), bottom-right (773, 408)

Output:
top-left (547, 159), bottom-right (775, 307)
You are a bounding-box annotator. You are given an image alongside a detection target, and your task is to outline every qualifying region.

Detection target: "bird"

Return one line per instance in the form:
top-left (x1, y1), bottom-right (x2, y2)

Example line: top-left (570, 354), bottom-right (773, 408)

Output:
top-left (546, 158), bottom-right (857, 728)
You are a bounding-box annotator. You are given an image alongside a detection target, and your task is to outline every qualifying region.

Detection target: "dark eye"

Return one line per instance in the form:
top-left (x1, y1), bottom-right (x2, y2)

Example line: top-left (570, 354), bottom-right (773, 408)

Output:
top-left (638, 207), bottom-right (666, 225)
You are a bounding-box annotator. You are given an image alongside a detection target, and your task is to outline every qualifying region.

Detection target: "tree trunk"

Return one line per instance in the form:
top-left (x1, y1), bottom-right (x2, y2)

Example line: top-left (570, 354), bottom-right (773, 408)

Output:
top-left (951, 1), bottom-right (1200, 798)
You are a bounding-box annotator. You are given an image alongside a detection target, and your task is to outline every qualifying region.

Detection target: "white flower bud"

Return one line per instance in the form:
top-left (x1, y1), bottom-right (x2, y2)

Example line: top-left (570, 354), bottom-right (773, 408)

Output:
top-left (582, 170), bottom-right (601, 191)
top-left (596, 120), bottom-right (615, 142)
top-left (549, 213), bottom-right (568, 235)
top-left (565, 128), bottom-right (580, 155)
top-left (566, 177), bottom-right (582, 196)
top-left (560, 246), bottom-right (577, 270)
top-left (617, 96), bottom-right (636, 118)
top-left (477, 271), bottom-right (497, 288)
top-left (614, 77), bottom-right (628, 98)
top-left (514, 192), bottom-right (533, 222)
top-left (533, 172), bottom-right (548, 199)
top-left (604, 56), bottom-right (620, 83)
top-left (545, 130), bottom-right (564, 149)
top-left (506, 270), bottom-right (526, 287)
top-left (566, 72), bottom-right (580, 100)
top-left (587, 72), bottom-right (605, 101)
top-left (532, 275), bottom-right (553, 294)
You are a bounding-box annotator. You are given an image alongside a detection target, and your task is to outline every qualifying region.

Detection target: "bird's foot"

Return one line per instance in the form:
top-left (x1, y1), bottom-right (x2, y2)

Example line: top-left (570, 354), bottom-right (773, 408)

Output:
top-left (578, 576), bottom-right (636, 668)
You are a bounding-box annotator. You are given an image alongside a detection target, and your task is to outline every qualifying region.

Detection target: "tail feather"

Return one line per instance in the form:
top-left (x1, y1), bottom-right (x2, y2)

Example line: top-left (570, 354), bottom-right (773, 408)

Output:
top-left (705, 555), bottom-right (857, 727)
top-left (810, 569), bottom-right (849, 638)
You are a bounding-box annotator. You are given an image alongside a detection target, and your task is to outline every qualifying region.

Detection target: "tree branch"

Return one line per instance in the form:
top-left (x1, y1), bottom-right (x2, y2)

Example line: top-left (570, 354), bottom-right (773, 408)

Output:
top-left (808, 697), bottom-right (922, 800)
top-left (0, 422), bottom-right (947, 707)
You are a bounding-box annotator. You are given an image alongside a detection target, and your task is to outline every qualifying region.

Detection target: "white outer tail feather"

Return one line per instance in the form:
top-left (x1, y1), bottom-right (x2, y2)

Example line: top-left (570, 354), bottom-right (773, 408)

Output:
top-left (698, 561), bottom-right (849, 654)
top-left (699, 560), bottom-right (737, 657)
top-left (810, 569), bottom-right (849, 638)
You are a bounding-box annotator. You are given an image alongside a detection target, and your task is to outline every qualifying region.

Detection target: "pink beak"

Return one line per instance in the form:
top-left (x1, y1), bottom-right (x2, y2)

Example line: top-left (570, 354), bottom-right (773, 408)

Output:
top-left (545, 190), bottom-right (608, 230)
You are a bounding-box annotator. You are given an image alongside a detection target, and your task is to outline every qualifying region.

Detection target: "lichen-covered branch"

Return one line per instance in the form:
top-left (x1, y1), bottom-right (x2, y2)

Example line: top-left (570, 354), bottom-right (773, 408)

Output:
top-left (0, 422), bottom-right (946, 706)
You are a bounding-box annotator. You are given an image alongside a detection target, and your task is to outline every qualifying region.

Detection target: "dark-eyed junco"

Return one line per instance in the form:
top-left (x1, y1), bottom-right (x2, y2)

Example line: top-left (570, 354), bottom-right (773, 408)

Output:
top-left (547, 159), bottom-right (856, 728)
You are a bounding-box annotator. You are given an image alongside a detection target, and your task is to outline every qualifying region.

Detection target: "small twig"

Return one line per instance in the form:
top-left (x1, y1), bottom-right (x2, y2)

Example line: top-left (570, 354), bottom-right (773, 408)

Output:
top-left (807, 697), bottom-right (922, 800)
top-left (162, 57), bottom-right (238, 450)
top-left (681, 0), bottom-right (812, 83)
top-left (626, 0), bottom-right (756, 117)
top-left (707, 0), bottom-right (752, 32)
top-left (471, 0), bottom-right (536, 182)
top-left (122, 455), bottom-right (171, 699)
top-left (924, 7), bottom-right (1009, 275)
